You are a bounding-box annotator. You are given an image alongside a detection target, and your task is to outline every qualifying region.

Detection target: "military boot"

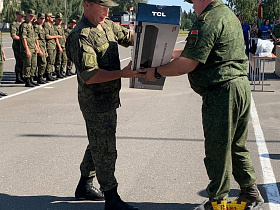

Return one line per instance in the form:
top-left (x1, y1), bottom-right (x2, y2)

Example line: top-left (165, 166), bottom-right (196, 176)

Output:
top-left (25, 77), bottom-right (35, 87)
top-left (31, 77), bottom-right (40, 86)
top-left (66, 68), bottom-right (72, 76)
top-left (75, 176), bottom-right (104, 201)
top-left (236, 184), bottom-right (264, 209)
top-left (104, 186), bottom-right (140, 210)
top-left (55, 69), bottom-right (64, 79)
top-left (46, 73), bottom-right (55, 81)
top-left (15, 73), bottom-right (25, 84)
top-left (37, 75), bottom-right (46, 84)
top-left (0, 91), bottom-right (8, 97)
top-left (60, 69), bottom-right (66, 77)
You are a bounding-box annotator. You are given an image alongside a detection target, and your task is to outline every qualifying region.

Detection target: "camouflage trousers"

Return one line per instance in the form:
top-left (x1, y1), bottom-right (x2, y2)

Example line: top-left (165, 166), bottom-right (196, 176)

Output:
top-left (0, 62), bottom-right (3, 82)
top-left (13, 49), bottom-right (23, 74)
top-left (66, 59), bottom-right (73, 70)
top-left (23, 51), bottom-right (37, 78)
top-left (55, 48), bottom-right (67, 71)
top-left (37, 50), bottom-right (47, 76)
top-left (46, 49), bottom-right (56, 73)
top-left (202, 76), bottom-right (257, 201)
top-left (80, 109), bottom-right (118, 192)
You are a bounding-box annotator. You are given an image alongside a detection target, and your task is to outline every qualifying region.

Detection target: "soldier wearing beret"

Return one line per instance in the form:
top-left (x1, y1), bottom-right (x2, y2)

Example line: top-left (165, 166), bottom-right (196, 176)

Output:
top-left (65, 19), bottom-right (76, 76)
top-left (19, 9), bottom-right (40, 87)
top-left (10, 11), bottom-right (25, 84)
top-left (53, 13), bottom-right (67, 78)
top-left (66, 0), bottom-right (140, 209)
top-left (44, 13), bottom-right (62, 81)
top-left (34, 13), bottom-right (48, 84)
top-left (139, 0), bottom-right (264, 209)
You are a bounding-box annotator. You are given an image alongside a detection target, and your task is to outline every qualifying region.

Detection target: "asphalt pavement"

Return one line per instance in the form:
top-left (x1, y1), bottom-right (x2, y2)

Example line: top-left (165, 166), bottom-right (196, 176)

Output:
top-left (0, 35), bottom-right (280, 210)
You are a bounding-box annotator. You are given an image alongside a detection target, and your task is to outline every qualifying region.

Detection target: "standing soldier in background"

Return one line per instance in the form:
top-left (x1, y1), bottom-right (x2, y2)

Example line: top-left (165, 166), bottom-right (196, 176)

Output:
top-left (0, 30), bottom-right (7, 97)
top-left (44, 13), bottom-right (61, 81)
top-left (19, 9), bottom-right (40, 87)
top-left (54, 13), bottom-right (66, 78)
top-left (272, 17), bottom-right (280, 48)
top-left (34, 13), bottom-right (48, 84)
top-left (65, 19), bottom-right (76, 76)
top-left (10, 11), bottom-right (25, 84)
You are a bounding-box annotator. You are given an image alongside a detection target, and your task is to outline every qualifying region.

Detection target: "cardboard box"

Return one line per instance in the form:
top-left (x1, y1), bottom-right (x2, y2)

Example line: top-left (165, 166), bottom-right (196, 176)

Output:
top-left (130, 3), bottom-right (181, 90)
top-left (275, 46), bottom-right (280, 77)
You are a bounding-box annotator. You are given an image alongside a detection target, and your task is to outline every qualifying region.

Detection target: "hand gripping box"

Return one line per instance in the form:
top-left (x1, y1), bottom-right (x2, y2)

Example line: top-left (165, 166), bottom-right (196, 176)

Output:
top-left (130, 3), bottom-right (181, 90)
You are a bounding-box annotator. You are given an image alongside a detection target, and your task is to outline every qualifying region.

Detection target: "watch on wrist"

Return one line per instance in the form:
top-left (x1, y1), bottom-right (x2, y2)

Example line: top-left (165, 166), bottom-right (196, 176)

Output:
top-left (154, 67), bottom-right (162, 79)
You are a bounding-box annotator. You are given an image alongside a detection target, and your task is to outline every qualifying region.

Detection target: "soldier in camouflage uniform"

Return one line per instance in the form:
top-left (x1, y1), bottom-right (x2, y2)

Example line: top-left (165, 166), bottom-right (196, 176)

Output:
top-left (44, 13), bottom-right (62, 81)
top-left (0, 31), bottom-right (7, 97)
top-left (19, 9), bottom-right (40, 87)
top-left (34, 13), bottom-right (48, 84)
top-left (139, 0), bottom-right (264, 210)
top-left (272, 17), bottom-right (280, 46)
top-left (65, 19), bottom-right (76, 76)
top-left (10, 11), bottom-right (25, 84)
top-left (66, 1), bottom-right (140, 209)
top-left (54, 13), bottom-right (66, 78)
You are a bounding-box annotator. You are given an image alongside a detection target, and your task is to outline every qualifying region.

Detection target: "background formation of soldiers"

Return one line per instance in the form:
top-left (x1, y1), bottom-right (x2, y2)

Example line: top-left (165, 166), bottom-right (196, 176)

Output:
top-left (10, 9), bottom-right (80, 87)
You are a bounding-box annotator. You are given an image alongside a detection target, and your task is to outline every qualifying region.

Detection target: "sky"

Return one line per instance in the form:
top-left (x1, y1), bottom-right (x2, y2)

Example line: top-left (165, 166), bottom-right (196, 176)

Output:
top-left (148, 0), bottom-right (227, 12)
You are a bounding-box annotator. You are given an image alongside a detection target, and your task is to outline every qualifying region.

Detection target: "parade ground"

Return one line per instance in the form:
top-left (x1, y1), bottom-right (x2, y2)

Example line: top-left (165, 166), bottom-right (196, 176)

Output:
top-left (0, 35), bottom-right (280, 210)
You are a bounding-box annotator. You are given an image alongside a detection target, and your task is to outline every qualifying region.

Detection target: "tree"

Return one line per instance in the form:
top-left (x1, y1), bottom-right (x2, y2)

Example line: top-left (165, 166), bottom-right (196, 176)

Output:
top-left (110, 0), bottom-right (148, 15)
top-left (1, 0), bottom-right (20, 23)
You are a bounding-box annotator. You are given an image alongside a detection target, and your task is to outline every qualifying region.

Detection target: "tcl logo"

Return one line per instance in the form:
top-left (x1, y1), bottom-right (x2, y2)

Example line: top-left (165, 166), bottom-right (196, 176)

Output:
top-left (152, 11), bottom-right (166, 17)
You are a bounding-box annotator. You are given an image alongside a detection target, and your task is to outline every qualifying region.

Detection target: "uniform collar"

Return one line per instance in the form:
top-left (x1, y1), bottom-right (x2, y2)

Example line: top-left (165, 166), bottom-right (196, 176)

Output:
top-left (81, 14), bottom-right (97, 28)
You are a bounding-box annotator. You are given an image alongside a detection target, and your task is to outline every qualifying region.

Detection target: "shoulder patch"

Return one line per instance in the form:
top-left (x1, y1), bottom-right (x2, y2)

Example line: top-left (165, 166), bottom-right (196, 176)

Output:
top-left (198, 12), bottom-right (209, 21)
top-left (186, 34), bottom-right (198, 49)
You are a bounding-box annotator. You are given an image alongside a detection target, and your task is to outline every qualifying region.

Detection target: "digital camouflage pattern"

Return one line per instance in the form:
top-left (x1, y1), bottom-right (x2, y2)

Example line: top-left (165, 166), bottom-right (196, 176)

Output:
top-left (181, 0), bottom-right (257, 201)
top-left (34, 24), bottom-right (47, 76)
top-left (181, 0), bottom-right (248, 96)
top-left (19, 21), bottom-right (38, 77)
top-left (44, 22), bottom-right (57, 73)
top-left (54, 24), bottom-right (67, 71)
top-left (66, 15), bottom-right (132, 191)
top-left (87, 0), bottom-right (119, 7)
top-left (10, 21), bottom-right (24, 74)
top-left (272, 24), bottom-right (280, 45)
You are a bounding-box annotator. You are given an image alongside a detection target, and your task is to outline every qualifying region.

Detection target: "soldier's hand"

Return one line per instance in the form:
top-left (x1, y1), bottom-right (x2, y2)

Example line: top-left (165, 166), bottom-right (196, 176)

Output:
top-left (38, 50), bottom-right (43, 57)
top-left (46, 52), bottom-right (49, 57)
top-left (57, 35), bottom-right (62, 39)
top-left (121, 61), bottom-right (143, 78)
top-left (3, 54), bottom-right (6, 61)
top-left (26, 50), bottom-right (31, 58)
top-left (137, 68), bottom-right (157, 81)
top-left (59, 47), bottom-right (63, 53)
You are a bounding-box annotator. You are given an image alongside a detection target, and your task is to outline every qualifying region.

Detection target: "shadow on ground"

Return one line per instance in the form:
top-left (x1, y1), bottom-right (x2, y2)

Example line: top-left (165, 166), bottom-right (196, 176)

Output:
top-left (0, 193), bottom-right (197, 210)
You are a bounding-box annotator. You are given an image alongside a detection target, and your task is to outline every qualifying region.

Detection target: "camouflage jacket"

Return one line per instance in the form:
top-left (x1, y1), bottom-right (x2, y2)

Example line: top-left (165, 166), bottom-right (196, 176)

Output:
top-left (272, 24), bottom-right (280, 44)
top-left (34, 24), bottom-right (47, 53)
top-left (10, 21), bottom-right (23, 50)
top-left (19, 21), bottom-right (38, 53)
top-left (54, 24), bottom-right (66, 48)
top-left (44, 22), bottom-right (57, 50)
top-left (66, 15), bottom-right (132, 113)
top-left (181, 0), bottom-right (248, 95)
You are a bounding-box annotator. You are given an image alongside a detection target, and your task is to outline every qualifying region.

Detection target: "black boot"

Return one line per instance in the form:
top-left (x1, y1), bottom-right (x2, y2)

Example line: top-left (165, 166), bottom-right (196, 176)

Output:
top-left (37, 75), bottom-right (46, 84)
top-left (75, 176), bottom-right (105, 201)
top-left (55, 69), bottom-right (64, 79)
top-left (46, 73), bottom-right (55, 81)
top-left (31, 77), bottom-right (40, 86)
top-left (60, 69), bottom-right (66, 77)
top-left (66, 69), bottom-right (72, 76)
top-left (25, 77), bottom-right (35, 87)
top-left (236, 184), bottom-right (264, 209)
top-left (0, 91), bottom-right (8, 96)
top-left (104, 186), bottom-right (139, 210)
top-left (15, 73), bottom-right (25, 84)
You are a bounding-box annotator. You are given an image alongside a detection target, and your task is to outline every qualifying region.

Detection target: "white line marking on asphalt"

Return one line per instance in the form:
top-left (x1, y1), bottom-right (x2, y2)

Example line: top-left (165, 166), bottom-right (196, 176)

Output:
top-left (6, 57), bottom-right (15, 61)
top-left (251, 95), bottom-right (280, 210)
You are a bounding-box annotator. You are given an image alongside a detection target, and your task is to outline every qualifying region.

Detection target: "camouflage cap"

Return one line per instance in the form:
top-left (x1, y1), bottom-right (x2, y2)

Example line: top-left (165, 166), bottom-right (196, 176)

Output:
top-left (37, 13), bottom-right (45, 19)
top-left (55, 12), bottom-right (63, 19)
top-left (69, 19), bottom-right (77, 24)
top-left (27, 9), bottom-right (36, 16)
top-left (87, 0), bottom-right (119, 7)
top-left (184, 0), bottom-right (193, 4)
top-left (16, 11), bottom-right (25, 17)
top-left (76, 15), bottom-right (81, 20)
top-left (45, 13), bottom-right (55, 18)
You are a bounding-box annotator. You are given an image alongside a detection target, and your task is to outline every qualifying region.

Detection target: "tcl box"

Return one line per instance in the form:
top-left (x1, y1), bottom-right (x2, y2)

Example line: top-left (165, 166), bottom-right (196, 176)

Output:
top-left (130, 3), bottom-right (181, 90)
top-left (275, 46), bottom-right (280, 77)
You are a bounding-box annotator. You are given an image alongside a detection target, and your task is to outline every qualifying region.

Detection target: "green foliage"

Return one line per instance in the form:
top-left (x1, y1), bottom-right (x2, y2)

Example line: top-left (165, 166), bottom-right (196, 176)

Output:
top-left (225, 0), bottom-right (280, 24)
top-left (180, 9), bottom-right (196, 30)
top-left (110, 0), bottom-right (148, 15)
top-left (1, 0), bottom-right (20, 23)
